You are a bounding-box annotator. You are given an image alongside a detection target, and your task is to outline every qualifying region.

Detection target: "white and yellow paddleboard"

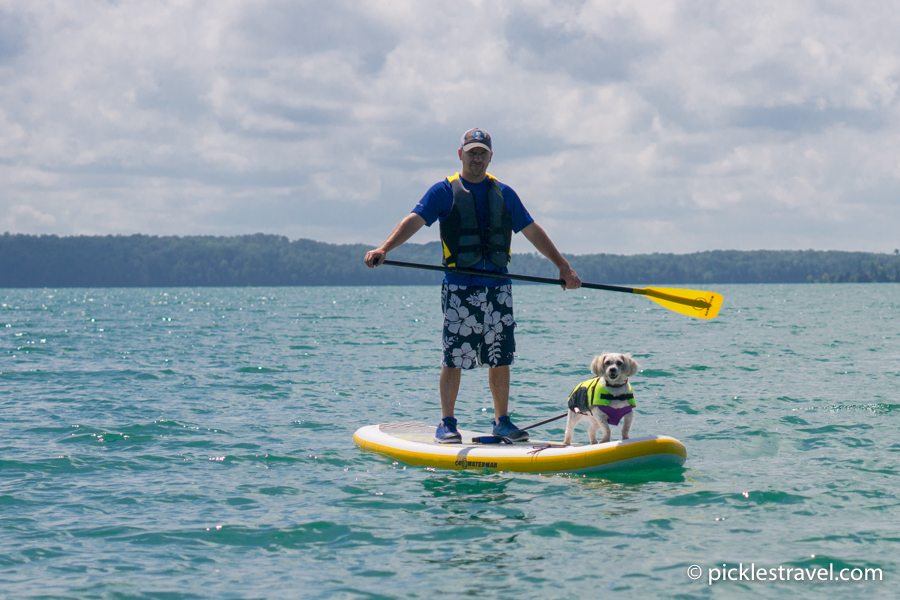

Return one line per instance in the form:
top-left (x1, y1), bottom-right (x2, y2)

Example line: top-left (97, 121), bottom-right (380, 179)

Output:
top-left (353, 422), bottom-right (686, 474)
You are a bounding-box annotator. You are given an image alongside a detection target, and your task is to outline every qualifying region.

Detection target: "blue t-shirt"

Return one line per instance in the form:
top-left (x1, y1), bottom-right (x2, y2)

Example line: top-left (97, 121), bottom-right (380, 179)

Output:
top-left (412, 174), bottom-right (534, 287)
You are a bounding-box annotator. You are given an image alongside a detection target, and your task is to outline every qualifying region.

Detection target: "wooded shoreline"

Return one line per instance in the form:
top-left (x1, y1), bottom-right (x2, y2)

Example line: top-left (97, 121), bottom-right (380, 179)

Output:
top-left (2, 233), bottom-right (898, 288)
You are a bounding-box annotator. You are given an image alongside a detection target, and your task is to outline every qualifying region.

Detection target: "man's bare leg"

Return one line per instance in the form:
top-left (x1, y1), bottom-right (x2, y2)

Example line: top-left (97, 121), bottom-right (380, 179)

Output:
top-left (488, 365), bottom-right (510, 423)
top-left (440, 366), bottom-right (461, 418)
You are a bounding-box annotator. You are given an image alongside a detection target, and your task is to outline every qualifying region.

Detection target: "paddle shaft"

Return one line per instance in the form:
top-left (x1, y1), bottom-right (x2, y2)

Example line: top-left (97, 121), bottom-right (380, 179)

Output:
top-left (381, 259), bottom-right (633, 294)
top-left (379, 259), bottom-right (721, 317)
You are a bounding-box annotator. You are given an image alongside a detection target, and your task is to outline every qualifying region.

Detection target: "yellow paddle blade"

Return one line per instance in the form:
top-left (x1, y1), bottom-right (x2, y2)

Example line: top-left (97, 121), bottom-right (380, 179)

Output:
top-left (635, 287), bottom-right (724, 319)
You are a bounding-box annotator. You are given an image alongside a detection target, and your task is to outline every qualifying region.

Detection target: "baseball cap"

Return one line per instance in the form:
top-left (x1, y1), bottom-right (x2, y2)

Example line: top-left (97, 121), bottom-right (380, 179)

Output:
top-left (460, 128), bottom-right (492, 152)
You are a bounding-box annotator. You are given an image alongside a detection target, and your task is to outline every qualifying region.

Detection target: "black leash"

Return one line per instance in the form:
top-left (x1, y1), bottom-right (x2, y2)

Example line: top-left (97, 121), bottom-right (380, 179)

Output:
top-left (520, 412), bottom-right (568, 432)
top-left (471, 413), bottom-right (568, 444)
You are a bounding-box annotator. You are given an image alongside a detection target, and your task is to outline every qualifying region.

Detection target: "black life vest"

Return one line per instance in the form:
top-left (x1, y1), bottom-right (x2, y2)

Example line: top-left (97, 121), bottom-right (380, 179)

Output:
top-left (439, 173), bottom-right (512, 268)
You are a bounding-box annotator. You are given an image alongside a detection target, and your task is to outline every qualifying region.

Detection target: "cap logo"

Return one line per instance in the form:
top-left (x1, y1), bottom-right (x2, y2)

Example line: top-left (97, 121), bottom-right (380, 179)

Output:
top-left (460, 128), bottom-right (492, 150)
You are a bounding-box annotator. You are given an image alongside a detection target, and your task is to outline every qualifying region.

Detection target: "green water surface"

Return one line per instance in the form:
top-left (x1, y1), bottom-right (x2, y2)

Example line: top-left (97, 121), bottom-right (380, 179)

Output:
top-left (1, 284), bottom-right (897, 599)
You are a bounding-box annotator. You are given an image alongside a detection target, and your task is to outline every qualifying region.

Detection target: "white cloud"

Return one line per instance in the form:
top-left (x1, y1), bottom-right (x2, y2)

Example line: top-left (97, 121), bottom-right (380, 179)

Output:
top-left (4, 203), bottom-right (57, 229)
top-left (1, 0), bottom-right (899, 253)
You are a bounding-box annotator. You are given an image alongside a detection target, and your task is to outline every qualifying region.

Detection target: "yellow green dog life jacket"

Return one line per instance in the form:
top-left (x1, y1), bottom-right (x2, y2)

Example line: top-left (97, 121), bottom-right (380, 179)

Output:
top-left (567, 378), bottom-right (636, 414)
top-left (439, 173), bottom-right (512, 269)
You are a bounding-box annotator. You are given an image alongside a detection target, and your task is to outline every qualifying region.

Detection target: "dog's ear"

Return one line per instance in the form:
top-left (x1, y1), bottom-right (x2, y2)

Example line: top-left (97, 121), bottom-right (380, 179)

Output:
top-left (591, 354), bottom-right (605, 376)
top-left (624, 354), bottom-right (640, 377)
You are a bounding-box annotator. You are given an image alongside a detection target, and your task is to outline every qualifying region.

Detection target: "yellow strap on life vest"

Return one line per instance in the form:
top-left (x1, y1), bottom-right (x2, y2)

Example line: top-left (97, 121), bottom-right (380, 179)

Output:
top-left (442, 240), bottom-right (454, 266)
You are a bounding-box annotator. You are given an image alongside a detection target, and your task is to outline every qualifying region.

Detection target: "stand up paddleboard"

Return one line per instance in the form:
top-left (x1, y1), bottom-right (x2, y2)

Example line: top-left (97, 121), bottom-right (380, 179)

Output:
top-left (353, 422), bottom-right (686, 474)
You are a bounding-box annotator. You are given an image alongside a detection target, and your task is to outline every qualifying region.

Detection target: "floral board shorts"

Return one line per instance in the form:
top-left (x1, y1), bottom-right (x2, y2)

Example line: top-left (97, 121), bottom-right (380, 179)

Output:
top-left (441, 283), bottom-right (516, 369)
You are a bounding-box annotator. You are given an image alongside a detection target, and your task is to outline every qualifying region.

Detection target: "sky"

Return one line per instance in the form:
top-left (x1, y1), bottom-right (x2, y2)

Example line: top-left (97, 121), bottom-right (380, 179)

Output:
top-left (1, 0), bottom-right (899, 255)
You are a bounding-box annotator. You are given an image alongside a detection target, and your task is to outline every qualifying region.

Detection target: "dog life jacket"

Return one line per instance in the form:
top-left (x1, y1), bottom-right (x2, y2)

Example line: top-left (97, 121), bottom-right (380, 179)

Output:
top-left (567, 378), bottom-right (636, 414)
top-left (440, 173), bottom-right (512, 268)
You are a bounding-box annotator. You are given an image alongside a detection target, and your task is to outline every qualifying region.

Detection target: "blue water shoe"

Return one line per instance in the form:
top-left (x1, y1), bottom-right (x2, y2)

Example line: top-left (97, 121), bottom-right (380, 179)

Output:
top-left (435, 417), bottom-right (462, 444)
top-left (493, 416), bottom-right (529, 442)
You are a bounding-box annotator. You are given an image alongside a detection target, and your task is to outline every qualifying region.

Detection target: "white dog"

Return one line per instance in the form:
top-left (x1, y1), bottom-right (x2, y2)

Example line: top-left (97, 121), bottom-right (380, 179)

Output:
top-left (562, 353), bottom-right (640, 445)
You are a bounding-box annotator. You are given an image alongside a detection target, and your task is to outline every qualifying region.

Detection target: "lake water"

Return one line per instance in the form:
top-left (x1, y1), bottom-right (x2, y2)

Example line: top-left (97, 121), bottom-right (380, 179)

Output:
top-left (1, 283), bottom-right (897, 599)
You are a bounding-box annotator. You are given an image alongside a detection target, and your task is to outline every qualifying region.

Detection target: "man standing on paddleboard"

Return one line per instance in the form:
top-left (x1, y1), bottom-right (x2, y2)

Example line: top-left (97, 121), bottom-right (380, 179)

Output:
top-left (364, 128), bottom-right (581, 443)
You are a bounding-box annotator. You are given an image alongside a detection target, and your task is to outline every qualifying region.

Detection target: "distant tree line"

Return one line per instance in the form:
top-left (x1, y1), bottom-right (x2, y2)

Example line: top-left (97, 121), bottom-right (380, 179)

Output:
top-left (0, 233), bottom-right (898, 288)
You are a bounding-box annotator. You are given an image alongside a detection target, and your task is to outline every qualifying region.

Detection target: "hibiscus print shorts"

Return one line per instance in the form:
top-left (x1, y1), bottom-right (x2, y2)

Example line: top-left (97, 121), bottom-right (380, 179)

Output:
top-left (441, 283), bottom-right (516, 369)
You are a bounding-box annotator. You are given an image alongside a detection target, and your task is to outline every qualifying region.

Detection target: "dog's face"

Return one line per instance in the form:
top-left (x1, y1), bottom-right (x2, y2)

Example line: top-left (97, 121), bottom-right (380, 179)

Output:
top-left (591, 352), bottom-right (640, 383)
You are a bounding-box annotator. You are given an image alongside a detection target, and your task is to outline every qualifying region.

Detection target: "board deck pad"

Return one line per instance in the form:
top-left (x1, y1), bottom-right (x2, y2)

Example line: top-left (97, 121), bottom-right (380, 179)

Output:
top-left (354, 421), bottom-right (687, 474)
